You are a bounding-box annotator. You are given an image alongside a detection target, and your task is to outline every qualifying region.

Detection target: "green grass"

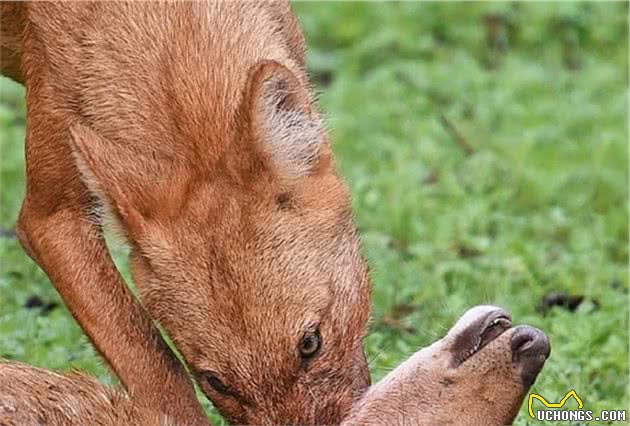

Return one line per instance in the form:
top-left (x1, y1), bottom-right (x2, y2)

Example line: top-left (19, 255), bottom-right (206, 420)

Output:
top-left (1, 2), bottom-right (628, 424)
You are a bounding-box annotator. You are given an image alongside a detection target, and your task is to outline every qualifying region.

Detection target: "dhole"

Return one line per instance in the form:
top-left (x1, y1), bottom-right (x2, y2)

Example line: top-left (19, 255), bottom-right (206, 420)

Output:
top-left (0, 306), bottom-right (550, 425)
top-left (1, 1), bottom-right (370, 424)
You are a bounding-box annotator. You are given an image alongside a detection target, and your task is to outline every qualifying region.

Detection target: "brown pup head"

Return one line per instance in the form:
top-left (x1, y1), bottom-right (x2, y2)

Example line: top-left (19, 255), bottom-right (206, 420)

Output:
top-left (68, 60), bottom-right (371, 425)
top-left (344, 306), bottom-right (550, 426)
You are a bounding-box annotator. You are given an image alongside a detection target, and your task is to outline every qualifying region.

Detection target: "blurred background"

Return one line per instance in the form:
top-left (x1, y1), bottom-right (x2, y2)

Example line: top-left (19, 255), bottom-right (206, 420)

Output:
top-left (0, 2), bottom-right (628, 424)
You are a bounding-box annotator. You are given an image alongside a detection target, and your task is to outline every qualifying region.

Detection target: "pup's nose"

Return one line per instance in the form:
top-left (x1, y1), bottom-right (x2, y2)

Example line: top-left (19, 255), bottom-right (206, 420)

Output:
top-left (511, 326), bottom-right (551, 387)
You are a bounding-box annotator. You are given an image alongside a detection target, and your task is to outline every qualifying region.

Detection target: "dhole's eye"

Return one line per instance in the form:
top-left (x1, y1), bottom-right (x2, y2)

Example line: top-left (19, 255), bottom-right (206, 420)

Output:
top-left (202, 371), bottom-right (230, 395)
top-left (299, 329), bottom-right (321, 359)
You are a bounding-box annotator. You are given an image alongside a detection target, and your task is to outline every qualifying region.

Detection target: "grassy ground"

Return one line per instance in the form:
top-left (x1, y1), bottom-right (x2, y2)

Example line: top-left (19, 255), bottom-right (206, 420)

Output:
top-left (1, 3), bottom-right (628, 424)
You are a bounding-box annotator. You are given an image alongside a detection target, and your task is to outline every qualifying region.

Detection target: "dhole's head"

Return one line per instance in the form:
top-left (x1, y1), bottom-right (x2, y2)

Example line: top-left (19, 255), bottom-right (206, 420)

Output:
top-left (69, 60), bottom-right (371, 424)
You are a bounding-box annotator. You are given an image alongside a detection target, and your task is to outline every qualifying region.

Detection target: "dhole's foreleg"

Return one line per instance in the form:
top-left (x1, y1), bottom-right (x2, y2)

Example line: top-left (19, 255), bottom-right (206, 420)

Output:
top-left (16, 203), bottom-right (204, 425)
top-left (16, 159), bottom-right (206, 425)
top-left (11, 25), bottom-right (207, 426)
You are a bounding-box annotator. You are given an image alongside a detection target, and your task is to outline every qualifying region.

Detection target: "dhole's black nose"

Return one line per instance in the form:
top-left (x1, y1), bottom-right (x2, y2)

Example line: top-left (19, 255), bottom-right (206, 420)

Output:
top-left (511, 325), bottom-right (551, 387)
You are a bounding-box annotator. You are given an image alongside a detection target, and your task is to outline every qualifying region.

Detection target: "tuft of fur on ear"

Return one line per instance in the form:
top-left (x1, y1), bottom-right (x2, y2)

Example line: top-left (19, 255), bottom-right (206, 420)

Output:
top-left (68, 123), bottom-right (145, 240)
top-left (248, 61), bottom-right (326, 184)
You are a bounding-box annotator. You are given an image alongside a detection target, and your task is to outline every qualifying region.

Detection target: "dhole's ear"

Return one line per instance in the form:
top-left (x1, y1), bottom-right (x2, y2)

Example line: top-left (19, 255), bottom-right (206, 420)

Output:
top-left (68, 124), bottom-right (146, 238)
top-left (245, 60), bottom-right (327, 185)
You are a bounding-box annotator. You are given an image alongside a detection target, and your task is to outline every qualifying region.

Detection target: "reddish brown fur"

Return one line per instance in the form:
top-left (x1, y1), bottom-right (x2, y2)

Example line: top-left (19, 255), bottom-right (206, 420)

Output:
top-left (1, 2), bottom-right (370, 424)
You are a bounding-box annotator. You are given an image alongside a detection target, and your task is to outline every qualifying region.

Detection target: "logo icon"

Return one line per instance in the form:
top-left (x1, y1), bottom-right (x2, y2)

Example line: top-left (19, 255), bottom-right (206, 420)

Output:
top-left (528, 389), bottom-right (584, 418)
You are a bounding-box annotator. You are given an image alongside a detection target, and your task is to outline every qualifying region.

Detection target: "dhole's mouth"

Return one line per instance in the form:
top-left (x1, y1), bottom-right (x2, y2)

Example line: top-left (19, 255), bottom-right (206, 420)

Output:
top-left (448, 306), bottom-right (513, 367)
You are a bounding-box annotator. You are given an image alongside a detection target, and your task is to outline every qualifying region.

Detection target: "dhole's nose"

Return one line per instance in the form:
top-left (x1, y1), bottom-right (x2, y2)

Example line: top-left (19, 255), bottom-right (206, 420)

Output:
top-left (511, 325), bottom-right (551, 387)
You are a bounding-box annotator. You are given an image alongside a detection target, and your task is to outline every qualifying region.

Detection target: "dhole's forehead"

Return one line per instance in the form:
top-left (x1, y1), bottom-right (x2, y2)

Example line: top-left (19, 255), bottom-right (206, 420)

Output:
top-left (167, 179), bottom-right (367, 289)
top-left (174, 178), bottom-right (357, 255)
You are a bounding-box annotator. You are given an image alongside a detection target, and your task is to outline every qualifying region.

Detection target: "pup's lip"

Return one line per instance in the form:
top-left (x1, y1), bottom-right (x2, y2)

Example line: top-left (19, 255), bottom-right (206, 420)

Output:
top-left (449, 306), bottom-right (513, 367)
top-left (479, 314), bottom-right (512, 349)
